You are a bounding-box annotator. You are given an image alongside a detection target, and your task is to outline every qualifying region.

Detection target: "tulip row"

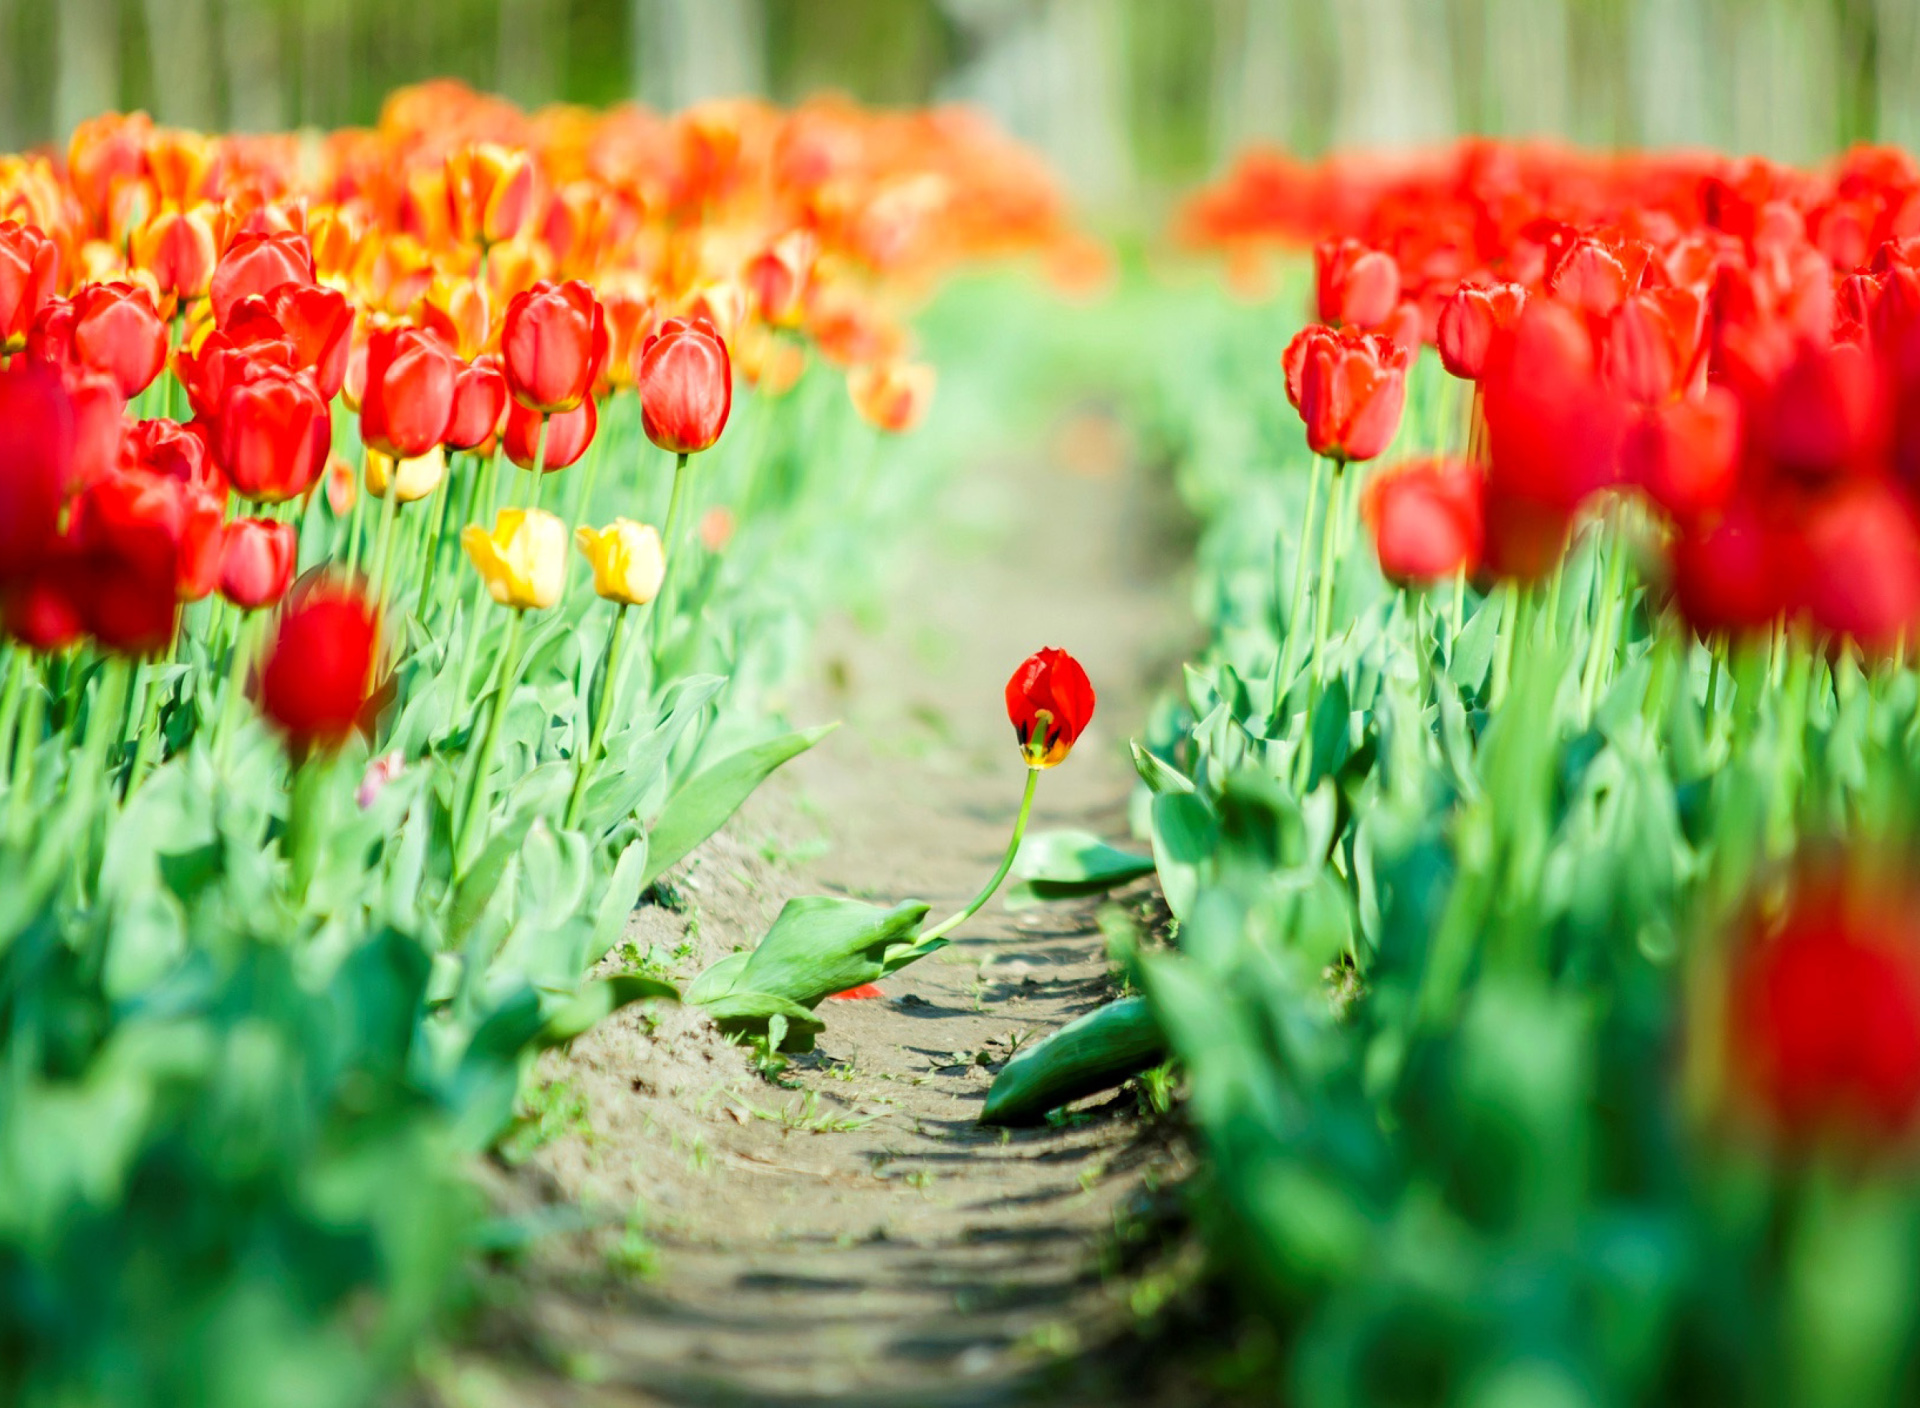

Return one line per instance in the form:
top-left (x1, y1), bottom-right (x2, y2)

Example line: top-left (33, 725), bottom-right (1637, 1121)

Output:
top-left (1052, 141), bottom-right (1920, 1404)
top-left (0, 85), bottom-right (1073, 1407)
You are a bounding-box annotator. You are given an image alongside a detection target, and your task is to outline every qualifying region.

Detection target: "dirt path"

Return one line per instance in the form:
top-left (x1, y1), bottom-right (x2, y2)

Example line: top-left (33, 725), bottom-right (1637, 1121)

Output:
top-left (435, 396), bottom-right (1208, 1406)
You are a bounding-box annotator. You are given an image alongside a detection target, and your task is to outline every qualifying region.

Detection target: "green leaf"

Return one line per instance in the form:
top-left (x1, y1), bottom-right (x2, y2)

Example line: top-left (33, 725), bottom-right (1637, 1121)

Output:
top-left (582, 674), bottom-right (726, 838)
top-left (640, 723), bottom-right (838, 886)
top-left (980, 997), bottom-right (1167, 1126)
top-left (731, 894), bottom-right (933, 1009)
top-left (1006, 829), bottom-right (1156, 911)
top-left (537, 974), bottom-right (680, 1049)
top-left (1150, 791), bottom-right (1218, 923)
top-left (591, 837), bottom-right (651, 955)
top-left (1130, 739), bottom-right (1196, 795)
top-left (686, 950), bottom-right (750, 1005)
top-left (1447, 589), bottom-right (1503, 696)
top-left (701, 990), bottom-right (826, 1050)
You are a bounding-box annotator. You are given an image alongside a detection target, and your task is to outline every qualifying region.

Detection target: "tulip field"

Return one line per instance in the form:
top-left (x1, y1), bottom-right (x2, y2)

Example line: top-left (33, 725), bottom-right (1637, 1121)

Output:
top-left (9, 71), bottom-right (1920, 1408)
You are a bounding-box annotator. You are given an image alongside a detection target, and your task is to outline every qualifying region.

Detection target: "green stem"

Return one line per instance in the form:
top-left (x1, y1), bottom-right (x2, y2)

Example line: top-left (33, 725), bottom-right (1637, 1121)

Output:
top-left (370, 480), bottom-right (403, 617)
top-left (0, 646), bottom-right (25, 789)
top-left (1489, 582), bottom-right (1519, 709)
top-left (563, 602), bottom-right (630, 830)
top-left (1279, 453), bottom-right (1325, 685)
top-left (454, 607), bottom-right (528, 877)
top-left (214, 613), bottom-right (258, 768)
top-left (417, 460), bottom-right (457, 619)
top-left (648, 453), bottom-right (694, 666)
top-left (1579, 532), bottom-right (1628, 723)
top-left (1309, 459), bottom-right (1347, 690)
top-left (345, 447), bottom-right (369, 578)
top-left (286, 750), bottom-right (332, 905)
top-left (520, 416), bottom-right (552, 515)
top-left (124, 663), bottom-right (167, 799)
top-left (8, 672), bottom-right (43, 840)
top-left (920, 765), bottom-right (1041, 944)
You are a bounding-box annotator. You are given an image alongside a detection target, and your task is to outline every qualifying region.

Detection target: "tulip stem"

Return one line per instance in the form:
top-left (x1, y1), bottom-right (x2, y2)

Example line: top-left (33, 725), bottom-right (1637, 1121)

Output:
top-left (124, 664), bottom-right (168, 800)
top-left (1279, 453), bottom-right (1325, 686)
top-left (215, 613), bottom-right (258, 769)
top-left (920, 765), bottom-right (1041, 945)
top-left (563, 601), bottom-right (630, 831)
top-left (0, 646), bottom-right (25, 790)
top-left (345, 447), bottom-right (369, 578)
top-left (8, 674), bottom-right (44, 840)
top-left (648, 453), bottom-right (693, 666)
top-left (371, 485), bottom-right (403, 618)
top-left (1579, 531), bottom-right (1628, 723)
top-left (1489, 581), bottom-right (1520, 709)
top-left (522, 416), bottom-right (552, 514)
top-left (418, 463), bottom-right (456, 617)
top-left (454, 606), bottom-right (527, 877)
top-left (1309, 459), bottom-right (1347, 690)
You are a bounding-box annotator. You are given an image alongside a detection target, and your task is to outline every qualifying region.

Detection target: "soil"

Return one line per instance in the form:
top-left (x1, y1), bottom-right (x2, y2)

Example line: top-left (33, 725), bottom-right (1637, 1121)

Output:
top-left (426, 399), bottom-right (1257, 1406)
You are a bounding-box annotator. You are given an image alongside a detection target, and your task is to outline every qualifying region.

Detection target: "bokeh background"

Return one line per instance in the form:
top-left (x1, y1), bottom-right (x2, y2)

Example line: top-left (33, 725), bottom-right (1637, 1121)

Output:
top-left (3, 0), bottom-right (1917, 213)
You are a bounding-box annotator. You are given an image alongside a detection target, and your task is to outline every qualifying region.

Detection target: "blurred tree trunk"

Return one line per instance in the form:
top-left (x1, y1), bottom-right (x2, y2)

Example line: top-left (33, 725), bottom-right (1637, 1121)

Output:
top-left (1328, 0), bottom-right (1455, 147)
top-left (1627, 0), bottom-right (1710, 148)
top-left (220, 0), bottom-right (284, 132)
top-left (54, 0), bottom-right (118, 141)
top-left (1878, 0), bottom-right (1920, 149)
top-left (632, 0), bottom-right (766, 108)
top-left (1476, 0), bottom-right (1566, 137)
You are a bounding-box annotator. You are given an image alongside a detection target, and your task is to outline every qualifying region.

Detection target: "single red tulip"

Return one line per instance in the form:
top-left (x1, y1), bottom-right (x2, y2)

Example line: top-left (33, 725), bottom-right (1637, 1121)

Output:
top-left (1437, 282), bottom-right (1526, 381)
top-left (130, 206), bottom-right (221, 306)
top-left (1601, 288), bottom-right (1705, 406)
top-left (73, 468), bottom-right (225, 602)
top-left (1315, 238), bottom-right (1401, 330)
top-left (1755, 340), bottom-right (1887, 482)
top-left (260, 282), bottom-right (354, 401)
top-left (1728, 879), bottom-right (1920, 1145)
top-left (210, 230), bottom-right (315, 327)
top-left (501, 279), bottom-right (606, 414)
top-left (503, 394), bottom-right (596, 471)
top-left (637, 315), bottom-right (731, 455)
top-left (67, 282), bottom-right (168, 398)
top-left (218, 517), bottom-right (297, 610)
top-left (1669, 494), bottom-right (1786, 643)
top-left (64, 371), bottom-right (128, 498)
top-left (1360, 458), bottom-right (1485, 586)
top-left (744, 230), bottom-right (816, 329)
top-left (0, 220), bottom-right (60, 351)
top-left (31, 506), bottom-right (181, 655)
top-left (1005, 647), bottom-right (1096, 769)
top-left (446, 142), bottom-right (536, 248)
top-left (446, 358), bottom-right (508, 451)
top-left (121, 417), bottom-right (224, 503)
top-left (216, 365), bottom-right (332, 504)
top-left (360, 325), bottom-right (458, 460)
top-left (258, 581), bottom-right (379, 751)
top-left (1789, 478), bottom-right (1920, 653)
top-left (1282, 325), bottom-right (1408, 464)
top-left (1623, 388), bottom-right (1741, 524)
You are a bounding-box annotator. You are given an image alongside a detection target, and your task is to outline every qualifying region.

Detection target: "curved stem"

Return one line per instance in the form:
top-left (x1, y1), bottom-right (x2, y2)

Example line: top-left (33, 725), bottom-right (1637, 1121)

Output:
top-left (563, 601), bottom-right (630, 830)
top-left (1309, 458), bottom-right (1346, 690)
top-left (920, 766), bottom-right (1041, 944)
top-left (1279, 453), bottom-right (1325, 684)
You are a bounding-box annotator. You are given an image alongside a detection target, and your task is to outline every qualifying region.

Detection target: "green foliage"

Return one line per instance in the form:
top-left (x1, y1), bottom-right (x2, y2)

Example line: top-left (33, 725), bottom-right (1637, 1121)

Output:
top-left (980, 996), bottom-right (1168, 1127)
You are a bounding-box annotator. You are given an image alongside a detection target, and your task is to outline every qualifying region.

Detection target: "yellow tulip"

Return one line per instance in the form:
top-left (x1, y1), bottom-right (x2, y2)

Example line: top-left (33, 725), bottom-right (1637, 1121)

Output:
top-left (574, 518), bottom-right (666, 607)
top-left (365, 445), bottom-right (447, 503)
top-left (461, 508), bottom-right (566, 610)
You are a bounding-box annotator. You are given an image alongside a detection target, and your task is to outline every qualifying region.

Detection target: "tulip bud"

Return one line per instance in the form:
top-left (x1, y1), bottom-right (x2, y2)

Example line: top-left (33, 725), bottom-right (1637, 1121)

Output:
top-left (0, 364), bottom-right (75, 584)
top-left (1437, 282), bottom-right (1527, 382)
top-left (503, 395), bottom-right (596, 472)
top-left (445, 358), bottom-right (508, 450)
top-left (218, 517), bottom-right (297, 610)
top-left (215, 365), bottom-right (332, 504)
top-left (0, 221), bottom-right (61, 351)
top-left (575, 519), bottom-right (666, 606)
top-left (360, 325), bottom-right (458, 460)
top-left (501, 279), bottom-right (607, 414)
top-left (1360, 458), bottom-right (1485, 587)
top-left (1005, 647), bottom-right (1096, 769)
top-left (258, 581), bottom-right (379, 751)
top-left (446, 142), bottom-right (536, 248)
top-left (848, 360), bottom-right (935, 434)
top-left (365, 445), bottom-right (448, 504)
top-left (130, 205), bottom-right (223, 308)
top-left (1281, 324), bottom-right (1409, 464)
top-left (637, 316), bottom-right (730, 455)
top-left (210, 230), bottom-right (316, 327)
top-left (744, 230), bottom-right (816, 329)
top-left (462, 507), bottom-right (567, 610)
top-left (1315, 238), bottom-right (1401, 329)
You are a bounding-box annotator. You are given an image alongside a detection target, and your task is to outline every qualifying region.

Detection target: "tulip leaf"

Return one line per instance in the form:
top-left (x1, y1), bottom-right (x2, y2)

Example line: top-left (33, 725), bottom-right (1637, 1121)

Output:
top-left (729, 894), bottom-right (934, 1010)
top-left (1130, 738), bottom-right (1196, 795)
top-left (980, 997), bottom-right (1167, 1126)
top-left (1446, 590), bottom-right (1503, 696)
top-left (582, 673), bottom-right (727, 838)
top-left (686, 951), bottom-right (751, 1005)
top-left (641, 723), bottom-right (838, 885)
top-left (1006, 829), bottom-right (1156, 911)
top-left (537, 974), bottom-right (679, 1050)
top-left (700, 990), bottom-right (827, 1051)
top-left (1150, 791), bottom-right (1218, 923)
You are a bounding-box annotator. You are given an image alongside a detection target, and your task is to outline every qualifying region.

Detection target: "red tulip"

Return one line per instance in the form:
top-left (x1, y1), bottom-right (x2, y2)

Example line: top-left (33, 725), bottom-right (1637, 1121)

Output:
top-left (1623, 388), bottom-right (1741, 524)
top-left (446, 142), bottom-right (536, 248)
top-left (1754, 340), bottom-right (1887, 482)
top-left (1789, 478), bottom-right (1920, 652)
top-left (64, 371), bottom-right (128, 498)
top-left (1282, 325), bottom-right (1408, 464)
top-left (501, 279), bottom-right (606, 414)
top-left (360, 325), bottom-right (457, 460)
top-left (0, 363), bottom-right (75, 585)
top-left (446, 358), bottom-right (508, 451)
top-left (210, 231), bottom-right (315, 327)
top-left (1005, 647), bottom-right (1096, 769)
top-left (1669, 494), bottom-right (1786, 643)
top-left (1315, 238), bottom-right (1401, 330)
top-left (260, 282), bottom-right (354, 401)
top-left (1547, 235), bottom-right (1644, 319)
top-left (744, 230), bottom-right (816, 329)
top-left (218, 517), bottom-right (297, 610)
top-left (503, 394), bottom-right (596, 471)
top-left (68, 282), bottom-right (168, 397)
top-left (122, 417), bottom-right (224, 503)
top-left (848, 360), bottom-right (935, 434)
top-left (216, 366), bottom-right (332, 504)
top-left (1728, 877), bottom-right (1920, 1145)
top-left (1361, 458), bottom-right (1484, 585)
top-left (73, 469), bottom-right (225, 602)
top-left (130, 205), bottom-right (221, 306)
top-left (1437, 282), bottom-right (1526, 381)
top-left (258, 580), bottom-right (379, 751)
top-left (0, 221), bottom-right (60, 351)
top-left (636, 316), bottom-right (731, 455)
top-left (1601, 288), bottom-right (1705, 406)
